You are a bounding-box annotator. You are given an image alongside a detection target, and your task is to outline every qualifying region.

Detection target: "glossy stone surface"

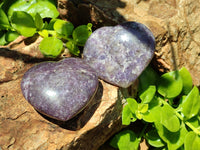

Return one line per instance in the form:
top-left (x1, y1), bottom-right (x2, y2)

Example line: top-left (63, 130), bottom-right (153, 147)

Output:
top-left (83, 21), bottom-right (155, 88)
top-left (21, 58), bottom-right (98, 121)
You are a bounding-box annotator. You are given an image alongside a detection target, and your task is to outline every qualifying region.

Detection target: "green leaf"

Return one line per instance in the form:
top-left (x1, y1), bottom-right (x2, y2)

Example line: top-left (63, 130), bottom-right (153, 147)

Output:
top-left (184, 132), bottom-right (200, 150)
top-left (0, 8), bottom-right (11, 30)
top-left (5, 0), bottom-right (37, 19)
top-left (181, 86), bottom-right (200, 120)
top-left (126, 98), bottom-right (138, 114)
top-left (160, 104), bottom-right (180, 132)
top-left (44, 19), bottom-right (57, 30)
top-left (155, 122), bottom-right (188, 150)
top-left (157, 71), bottom-right (183, 98)
top-left (54, 19), bottom-right (74, 37)
top-left (138, 103), bottom-right (148, 113)
top-left (136, 103), bottom-right (149, 119)
top-left (35, 13), bottom-right (43, 30)
top-left (146, 129), bottom-right (165, 148)
top-left (142, 96), bottom-right (162, 123)
top-left (138, 66), bottom-right (159, 93)
top-left (179, 67), bottom-right (193, 94)
top-left (110, 130), bottom-right (140, 150)
top-left (38, 29), bottom-right (49, 38)
top-left (72, 23), bottom-right (92, 46)
top-left (186, 116), bottom-right (200, 129)
top-left (11, 11), bottom-right (36, 37)
top-left (122, 104), bottom-right (137, 125)
top-left (5, 31), bottom-right (20, 43)
top-left (0, 31), bottom-right (7, 45)
top-left (66, 40), bottom-right (80, 56)
top-left (27, 1), bottom-right (59, 18)
top-left (39, 37), bottom-right (63, 58)
top-left (140, 85), bottom-right (156, 104)
top-left (143, 105), bottom-right (161, 123)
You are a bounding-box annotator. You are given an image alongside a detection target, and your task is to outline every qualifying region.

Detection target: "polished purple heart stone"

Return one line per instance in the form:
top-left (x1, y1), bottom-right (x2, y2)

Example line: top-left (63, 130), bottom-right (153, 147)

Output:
top-left (83, 21), bottom-right (155, 88)
top-left (21, 58), bottom-right (98, 121)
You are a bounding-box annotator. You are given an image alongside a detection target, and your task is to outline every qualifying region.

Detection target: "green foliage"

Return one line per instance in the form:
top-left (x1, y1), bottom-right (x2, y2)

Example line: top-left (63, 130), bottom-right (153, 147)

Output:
top-left (39, 37), bottom-right (63, 58)
top-left (0, 0), bottom-right (92, 57)
top-left (35, 13), bottom-right (43, 30)
top-left (72, 23), bottom-right (92, 46)
top-left (54, 19), bottom-right (74, 37)
top-left (5, 31), bottom-right (20, 43)
top-left (157, 70), bottom-right (183, 98)
top-left (181, 86), bottom-right (200, 120)
top-left (179, 67), bottom-right (193, 94)
top-left (184, 131), bottom-right (200, 150)
top-left (11, 11), bottom-right (37, 37)
top-left (110, 130), bottom-right (140, 150)
top-left (110, 67), bottom-right (200, 150)
top-left (0, 30), bottom-right (7, 45)
top-left (146, 129), bottom-right (165, 148)
top-left (0, 8), bottom-right (10, 30)
top-left (27, 1), bottom-right (59, 18)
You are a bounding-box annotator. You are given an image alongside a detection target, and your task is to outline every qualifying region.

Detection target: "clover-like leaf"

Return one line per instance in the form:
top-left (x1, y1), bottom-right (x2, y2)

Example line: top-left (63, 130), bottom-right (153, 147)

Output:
top-left (138, 66), bottom-right (159, 93)
top-left (0, 8), bottom-right (11, 30)
top-left (5, 0), bottom-right (36, 18)
top-left (160, 104), bottom-right (180, 132)
top-left (35, 13), bottom-right (43, 30)
top-left (38, 29), bottom-right (49, 38)
top-left (181, 86), bottom-right (200, 120)
top-left (5, 31), bottom-right (20, 43)
top-left (27, 1), bottom-right (59, 18)
top-left (122, 104), bottom-right (137, 125)
top-left (146, 129), bottom-right (165, 148)
top-left (186, 116), bottom-right (200, 129)
top-left (45, 18), bottom-right (57, 30)
top-left (54, 19), bottom-right (74, 37)
top-left (155, 122), bottom-right (188, 150)
top-left (66, 40), bottom-right (80, 56)
top-left (11, 11), bottom-right (36, 37)
top-left (110, 130), bottom-right (140, 150)
top-left (184, 132), bottom-right (200, 150)
top-left (157, 71), bottom-right (183, 98)
top-left (139, 85), bottom-right (156, 104)
top-left (39, 37), bottom-right (63, 58)
top-left (142, 102), bottom-right (161, 123)
top-left (126, 98), bottom-right (138, 114)
top-left (72, 23), bottom-right (92, 46)
top-left (138, 103), bottom-right (148, 113)
top-left (0, 31), bottom-right (7, 46)
top-left (179, 67), bottom-right (193, 94)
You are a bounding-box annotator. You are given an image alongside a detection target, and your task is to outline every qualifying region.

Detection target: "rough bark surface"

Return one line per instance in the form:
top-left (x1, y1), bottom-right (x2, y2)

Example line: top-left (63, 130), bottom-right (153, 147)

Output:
top-left (58, 0), bottom-right (200, 87)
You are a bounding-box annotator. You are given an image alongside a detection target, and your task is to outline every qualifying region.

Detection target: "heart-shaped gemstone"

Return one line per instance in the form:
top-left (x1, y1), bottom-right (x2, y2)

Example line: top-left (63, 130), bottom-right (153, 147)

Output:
top-left (21, 58), bottom-right (98, 121)
top-left (83, 22), bottom-right (155, 88)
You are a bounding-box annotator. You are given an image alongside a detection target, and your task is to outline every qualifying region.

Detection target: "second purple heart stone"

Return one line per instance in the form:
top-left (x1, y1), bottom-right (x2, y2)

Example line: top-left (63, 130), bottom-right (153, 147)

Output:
top-left (83, 21), bottom-right (155, 88)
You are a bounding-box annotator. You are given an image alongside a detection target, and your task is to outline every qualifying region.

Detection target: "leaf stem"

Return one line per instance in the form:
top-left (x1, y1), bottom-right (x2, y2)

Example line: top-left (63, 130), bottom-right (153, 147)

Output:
top-left (185, 122), bottom-right (200, 135)
top-left (138, 123), bottom-right (148, 140)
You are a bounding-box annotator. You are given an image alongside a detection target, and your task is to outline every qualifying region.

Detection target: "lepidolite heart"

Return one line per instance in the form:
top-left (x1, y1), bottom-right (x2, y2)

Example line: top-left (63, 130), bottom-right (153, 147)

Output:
top-left (21, 58), bottom-right (98, 121)
top-left (83, 22), bottom-right (155, 88)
